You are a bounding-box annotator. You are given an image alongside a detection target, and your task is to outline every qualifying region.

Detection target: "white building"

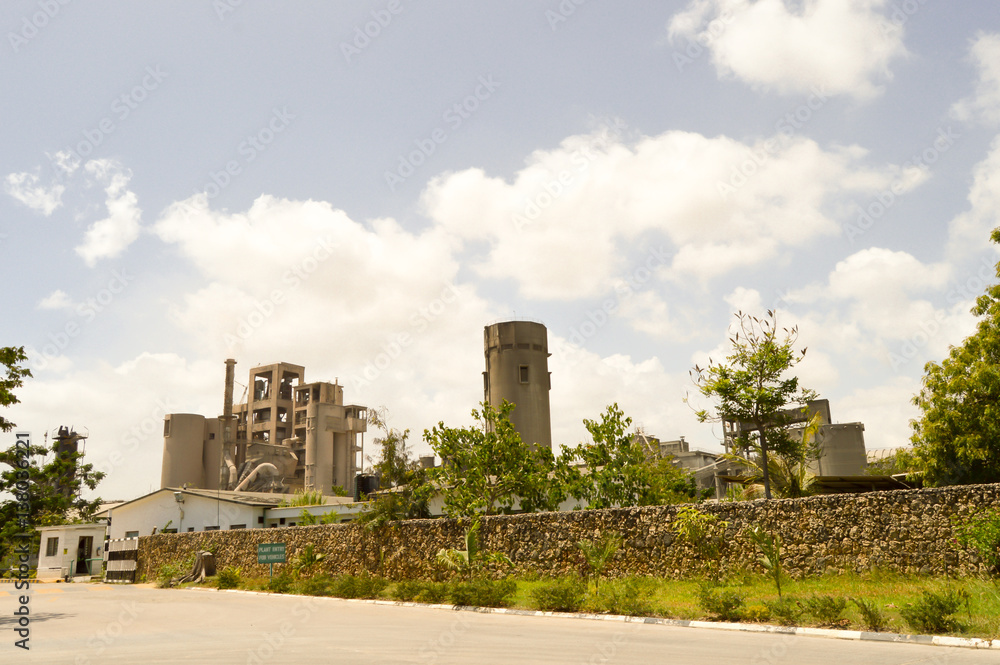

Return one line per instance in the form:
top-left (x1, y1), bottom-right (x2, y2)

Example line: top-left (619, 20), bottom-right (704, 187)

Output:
top-left (35, 523), bottom-right (108, 580)
top-left (101, 488), bottom-right (367, 540)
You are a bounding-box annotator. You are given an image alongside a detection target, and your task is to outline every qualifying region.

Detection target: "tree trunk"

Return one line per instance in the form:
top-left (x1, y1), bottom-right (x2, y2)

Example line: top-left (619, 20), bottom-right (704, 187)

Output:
top-left (758, 425), bottom-right (773, 500)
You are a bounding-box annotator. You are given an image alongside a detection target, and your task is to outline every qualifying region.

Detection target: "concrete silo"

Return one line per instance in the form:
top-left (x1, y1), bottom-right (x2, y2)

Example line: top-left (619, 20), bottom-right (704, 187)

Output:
top-left (483, 320), bottom-right (552, 452)
top-left (160, 414), bottom-right (207, 489)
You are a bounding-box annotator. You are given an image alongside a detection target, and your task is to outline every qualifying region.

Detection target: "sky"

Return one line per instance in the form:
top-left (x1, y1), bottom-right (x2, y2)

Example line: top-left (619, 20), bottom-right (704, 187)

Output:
top-left (2, 1), bottom-right (1000, 501)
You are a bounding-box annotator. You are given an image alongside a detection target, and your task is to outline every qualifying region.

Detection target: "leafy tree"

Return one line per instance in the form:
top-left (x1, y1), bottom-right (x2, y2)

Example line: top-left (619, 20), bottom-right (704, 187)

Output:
top-left (0, 346), bottom-right (31, 434)
top-left (424, 400), bottom-right (559, 518)
top-left (576, 532), bottom-right (621, 593)
top-left (691, 310), bottom-right (816, 499)
top-left (910, 234), bottom-right (1000, 486)
top-left (367, 406), bottom-right (418, 488)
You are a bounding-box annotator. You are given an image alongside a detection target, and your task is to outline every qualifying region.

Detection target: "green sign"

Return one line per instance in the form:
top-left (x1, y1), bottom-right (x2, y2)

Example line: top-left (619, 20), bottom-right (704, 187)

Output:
top-left (257, 543), bottom-right (286, 564)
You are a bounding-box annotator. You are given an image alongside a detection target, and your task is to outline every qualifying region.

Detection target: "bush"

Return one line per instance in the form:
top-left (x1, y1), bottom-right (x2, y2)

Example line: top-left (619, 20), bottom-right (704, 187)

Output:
top-left (266, 573), bottom-right (294, 594)
top-left (415, 581), bottom-right (451, 604)
top-left (530, 577), bottom-right (586, 612)
top-left (329, 573), bottom-right (388, 599)
top-left (156, 563), bottom-right (184, 589)
top-left (298, 574), bottom-right (332, 596)
top-left (697, 584), bottom-right (744, 622)
top-left (216, 566), bottom-right (241, 590)
top-left (764, 596), bottom-right (803, 626)
top-left (851, 597), bottom-right (888, 632)
top-left (952, 509), bottom-right (1000, 575)
top-left (743, 604), bottom-right (771, 622)
top-left (391, 579), bottom-right (424, 602)
top-left (595, 578), bottom-right (653, 616)
top-left (900, 589), bottom-right (971, 635)
top-left (802, 594), bottom-right (848, 627)
top-left (449, 578), bottom-right (517, 608)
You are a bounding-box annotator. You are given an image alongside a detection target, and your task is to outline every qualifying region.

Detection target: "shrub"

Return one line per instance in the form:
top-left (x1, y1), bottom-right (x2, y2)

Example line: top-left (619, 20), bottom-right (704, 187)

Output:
top-left (298, 574), bottom-right (332, 596)
top-left (156, 563), bottom-right (184, 589)
top-left (900, 589), bottom-right (971, 635)
top-left (530, 577), bottom-right (586, 612)
top-left (674, 508), bottom-right (729, 577)
top-left (764, 596), bottom-right (803, 626)
top-left (697, 583), bottom-right (743, 622)
top-left (391, 579), bottom-right (424, 602)
top-left (802, 595), bottom-right (848, 627)
top-left (216, 566), bottom-right (241, 590)
top-left (952, 509), bottom-right (1000, 575)
top-left (746, 526), bottom-right (783, 596)
top-left (267, 573), bottom-right (294, 594)
top-left (415, 581), bottom-right (451, 604)
top-left (330, 573), bottom-right (388, 599)
top-left (743, 604), bottom-right (771, 622)
top-left (576, 534), bottom-right (621, 593)
top-left (449, 578), bottom-right (516, 608)
top-left (851, 598), bottom-right (888, 632)
top-left (595, 578), bottom-right (653, 617)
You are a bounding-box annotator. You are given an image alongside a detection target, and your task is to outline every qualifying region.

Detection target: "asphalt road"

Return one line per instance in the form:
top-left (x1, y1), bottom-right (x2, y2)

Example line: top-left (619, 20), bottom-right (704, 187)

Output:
top-left (1, 583), bottom-right (997, 664)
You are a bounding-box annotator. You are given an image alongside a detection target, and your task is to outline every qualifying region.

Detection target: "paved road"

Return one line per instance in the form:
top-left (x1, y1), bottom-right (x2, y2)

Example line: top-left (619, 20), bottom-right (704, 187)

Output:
top-left (1, 583), bottom-right (998, 664)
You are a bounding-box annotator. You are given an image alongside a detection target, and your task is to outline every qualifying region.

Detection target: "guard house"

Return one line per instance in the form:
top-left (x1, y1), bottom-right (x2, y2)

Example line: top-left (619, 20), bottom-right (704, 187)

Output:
top-left (35, 523), bottom-right (108, 580)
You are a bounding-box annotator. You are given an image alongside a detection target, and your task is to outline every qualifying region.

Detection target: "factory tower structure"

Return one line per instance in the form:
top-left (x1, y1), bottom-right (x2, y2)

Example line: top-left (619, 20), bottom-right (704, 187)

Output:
top-left (483, 320), bottom-right (552, 452)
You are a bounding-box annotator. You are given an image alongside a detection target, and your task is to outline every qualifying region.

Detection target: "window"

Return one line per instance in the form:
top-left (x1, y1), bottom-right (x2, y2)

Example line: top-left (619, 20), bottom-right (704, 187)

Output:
top-left (163, 419), bottom-right (171, 437)
top-left (229, 524), bottom-right (246, 530)
top-left (279, 518), bottom-right (286, 525)
top-left (519, 365), bottom-right (529, 384)
top-left (125, 531), bottom-right (139, 539)
top-left (257, 516), bottom-right (264, 524)
top-left (204, 526), bottom-right (219, 531)
top-left (187, 527), bottom-right (195, 532)
top-left (45, 537), bottom-right (58, 557)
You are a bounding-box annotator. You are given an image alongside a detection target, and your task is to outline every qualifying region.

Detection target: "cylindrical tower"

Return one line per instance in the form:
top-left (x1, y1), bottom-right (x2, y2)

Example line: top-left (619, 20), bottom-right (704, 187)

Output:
top-left (483, 320), bottom-right (552, 452)
top-left (161, 414), bottom-right (207, 488)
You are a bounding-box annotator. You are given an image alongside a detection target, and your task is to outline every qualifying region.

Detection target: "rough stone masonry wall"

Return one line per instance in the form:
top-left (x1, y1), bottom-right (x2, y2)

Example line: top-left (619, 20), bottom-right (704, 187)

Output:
top-left (137, 483), bottom-right (1000, 582)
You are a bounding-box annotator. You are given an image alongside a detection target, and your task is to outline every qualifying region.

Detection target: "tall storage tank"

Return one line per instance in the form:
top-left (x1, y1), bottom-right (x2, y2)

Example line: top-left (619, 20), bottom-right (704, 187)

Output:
top-left (483, 320), bottom-right (552, 452)
top-left (161, 414), bottom-right (206, 489)
top-left (202, 418), bottom-right (223, 491)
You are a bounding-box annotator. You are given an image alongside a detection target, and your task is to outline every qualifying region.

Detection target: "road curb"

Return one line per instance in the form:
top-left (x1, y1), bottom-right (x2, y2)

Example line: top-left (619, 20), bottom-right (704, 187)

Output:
top-left (182, 587), bottom-right (1000, 651)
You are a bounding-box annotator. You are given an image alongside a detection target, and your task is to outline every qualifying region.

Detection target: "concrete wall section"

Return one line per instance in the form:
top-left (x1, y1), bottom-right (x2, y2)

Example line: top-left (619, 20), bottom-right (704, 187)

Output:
top-left (137, 483), bottom-right (1000, 581)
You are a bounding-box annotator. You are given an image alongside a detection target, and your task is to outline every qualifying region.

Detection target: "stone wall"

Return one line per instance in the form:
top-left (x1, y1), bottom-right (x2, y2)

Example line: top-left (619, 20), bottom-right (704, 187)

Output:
top-left (136, 483), bottom-right (1000, 582)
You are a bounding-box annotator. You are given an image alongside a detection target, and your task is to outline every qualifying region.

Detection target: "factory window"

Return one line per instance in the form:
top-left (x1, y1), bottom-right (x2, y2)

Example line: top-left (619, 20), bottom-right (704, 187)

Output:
top-left (125, 531), bottom-right (139, 539)
top-left (229, 524), bottom-right (246, 530)
top-left (517, 343), bottom-right (530, 350)
top-left (519, 365), bottom-right (529, 384)
top-left (204, 526), bottom-right (219, 531)
top-left (163, 419), bottom-right (171, 437)
top-left (45, 537), bottom-right (58, 557)
top-left (208, 432), bottom-right (215, 440)
top-left (483, 371), bottom-right (488, 392)
top-left (162, 528), bottom-right (177, 534)
top-left (187, 527), bottom-right (195, 532)
top-left (279, 518), bottom-right (286, 525)
top-left (257, 516), bottom-right (264, 524)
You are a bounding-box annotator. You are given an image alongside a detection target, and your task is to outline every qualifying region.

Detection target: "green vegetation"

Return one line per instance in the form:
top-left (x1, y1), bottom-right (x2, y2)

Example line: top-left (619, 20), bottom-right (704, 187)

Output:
top-left (576, 533), bottom-right (621, 593)
top-left (215, 566), bottom-right (241, 590)
top-left (900, 588), bottom-right (972, 635)
top-left (746, 526), bottom-right (783, 596)
top-left (435, 518), bottom-right (511, 579)
top-left (691, 310), bottom-right (816, 500)
top-left (672, 507), bottom-right (728, 578)
top-left (278, 490), bottom-right (327, 508)
top-left (952, 508), bottom-right (1000, 575)
top-left (529, 576), bottom-right (587, 612)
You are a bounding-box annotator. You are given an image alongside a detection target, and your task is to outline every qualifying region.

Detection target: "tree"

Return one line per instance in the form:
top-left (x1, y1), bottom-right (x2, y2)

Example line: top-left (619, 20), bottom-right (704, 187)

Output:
top-left (691, 310), bottom-right (815, 499)
top-left (424, 400), bottom-right (558, 518)
top-left (357, 407), bottom-right (430, 525)
top-left (559, 405), bottom-right (704, 508)
top-left (911, 231), bottom-right (1000, 485)
top-left (366, 407), bottom-right (418, 488)
top-left (0, 346), bottom-right (31, 433)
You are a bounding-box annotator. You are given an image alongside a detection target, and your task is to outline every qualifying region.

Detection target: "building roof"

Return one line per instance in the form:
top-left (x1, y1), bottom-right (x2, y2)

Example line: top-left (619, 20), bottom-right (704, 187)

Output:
top-left (99, 487), bottom-right (358, 513)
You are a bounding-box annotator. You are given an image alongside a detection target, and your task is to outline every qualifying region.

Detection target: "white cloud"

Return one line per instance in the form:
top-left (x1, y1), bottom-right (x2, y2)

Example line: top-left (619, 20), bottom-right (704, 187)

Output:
top-left (668, 0), bottom-right (908, 99)
top-left (422, 128), bottom-right (904, 302)
top-left (952, 32), bottom-right (1000, 126)
top-left (946, 136), bottom-right (1000, 259)
top-left (75, 160), bottom-right (143, 267)
top-left (38, 290), bottom-right (75, 311)
top-left (4, 171), bottom-right (65, 215)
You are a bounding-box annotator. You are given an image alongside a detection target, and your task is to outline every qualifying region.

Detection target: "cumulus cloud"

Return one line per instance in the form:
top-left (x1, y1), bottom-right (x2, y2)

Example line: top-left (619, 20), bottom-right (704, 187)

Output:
top-left (946, 136), bottom-right (1000, 259)
top-left (4, 171), bottom-right (65, 215)
top-left (422, 127), bottom-right (909, 301)
top-left (668, 0), bottom-right (908, 99)
top-left (38, 290), bottom-right (75, 311)
top-left (952, 32), bottom-right (1000, 126)
top-left (74, 160), bottom-right (143, 266)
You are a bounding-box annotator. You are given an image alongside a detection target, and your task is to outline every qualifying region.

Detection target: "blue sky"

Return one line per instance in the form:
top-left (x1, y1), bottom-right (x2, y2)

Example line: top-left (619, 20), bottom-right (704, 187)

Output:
top-left (3, 1), bottom-right (1000, 500)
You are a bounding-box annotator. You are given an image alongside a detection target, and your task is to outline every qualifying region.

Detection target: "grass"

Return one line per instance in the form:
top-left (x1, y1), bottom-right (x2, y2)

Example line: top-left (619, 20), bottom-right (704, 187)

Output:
top-left (183, 570), bottom-right (1000, 639)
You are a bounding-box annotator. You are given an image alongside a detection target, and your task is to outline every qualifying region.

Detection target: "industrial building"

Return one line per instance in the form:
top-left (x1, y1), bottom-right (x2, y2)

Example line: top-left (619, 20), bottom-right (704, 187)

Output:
top-left (160, 360), bottom-right (367, 496)
top-left (483, 320), bottom-right (552, 452)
